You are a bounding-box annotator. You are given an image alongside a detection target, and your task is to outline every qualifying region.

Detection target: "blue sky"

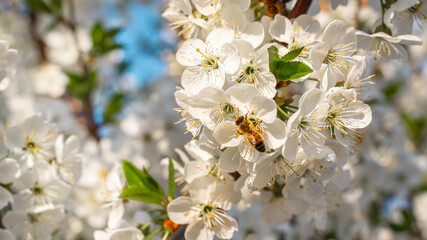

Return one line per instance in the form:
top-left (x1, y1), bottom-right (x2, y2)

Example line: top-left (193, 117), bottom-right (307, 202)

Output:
top-left (112, 1), bottom-right (176, 87)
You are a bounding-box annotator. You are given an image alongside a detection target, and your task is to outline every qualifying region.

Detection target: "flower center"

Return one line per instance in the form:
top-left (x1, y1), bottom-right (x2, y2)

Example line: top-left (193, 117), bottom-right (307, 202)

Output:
top-left (297, 118), bottom-right (309, 130)
top-left (245, 66), bottom-right (255, 75)
top-left (220, 103), bottom-right (234, 114)
top-left (23, 141), bottom-right (39, 153)
top-left (203, 205), bottom-right (213, 214)
top-left (196, 48), bottom-right (219, 70)
top-left (205, 58), bottom-right (218, 69)
top-left (31, 182), bottom-right (43, 195)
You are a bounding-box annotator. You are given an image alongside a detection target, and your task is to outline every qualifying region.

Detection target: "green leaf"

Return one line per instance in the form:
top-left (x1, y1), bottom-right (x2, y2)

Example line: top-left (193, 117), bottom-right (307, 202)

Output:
top-left (122, 160), bottom-right (145, 187)
top-left (268, 46), bottom-right (311, 82)
top-left (103, 93), bottom-right (125, 124)
top-left (141, 168), bottom-right (165, 196)
top-left (280, 47), bottom-right (305, 62)
top-left (66, 72), bottom-right (86, 99)
top-left (144, 227), bottom-right (163, 240)
top-left (65, 69), bottom-right (98, 100)
top-left (401, 113), bottom-right (427, 148)
top-left (383, 81), bottom-right (403, 101)
top-left (369, 201), bottom-right (381, 226)
top-left (90, 22), bottom-right (122, 56)
top-left (50, 0), bottom-right (61, 11)
top-left (91, 22), bottom-right (104, 47)
top-left (168, 158), bottom-right (175, 198)
top-left (26, 0), bottom-right (52, 14)
top-left (120, 186), bottom-right (164, 205)
top-left (122, 160), bottom-right (166, 199)
top-left (274, 61), bottom-right (313, 81)
top-left (268, 46), bottom-right (280, 71)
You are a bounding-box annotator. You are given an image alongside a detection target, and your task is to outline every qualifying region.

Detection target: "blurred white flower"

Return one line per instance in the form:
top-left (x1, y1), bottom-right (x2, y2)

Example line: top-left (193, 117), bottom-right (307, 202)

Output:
top-left (32, 63), bottom-right (69, 98)
top-left (0, 39), bottom-right (17, 91)
top-left (3, 207), bottom-right (65, 240)
top-left (12, 161), bottom-right (70, 211)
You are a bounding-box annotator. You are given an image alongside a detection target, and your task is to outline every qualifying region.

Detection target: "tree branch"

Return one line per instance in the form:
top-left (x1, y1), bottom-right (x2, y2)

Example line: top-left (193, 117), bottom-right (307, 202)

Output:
top-left (289, 0), bottom-right (312, 19)
top-left (28, 11), bottom-right (48, 63)
top-left (65, 0), bottom-right (100, 141)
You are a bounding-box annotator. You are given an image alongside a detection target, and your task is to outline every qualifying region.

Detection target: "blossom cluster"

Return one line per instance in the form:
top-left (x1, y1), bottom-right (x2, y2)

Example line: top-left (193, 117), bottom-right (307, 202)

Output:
top-left (0, 115), bottom-right (82, 240)
top-left (162, 0), bottom-right (425, 239)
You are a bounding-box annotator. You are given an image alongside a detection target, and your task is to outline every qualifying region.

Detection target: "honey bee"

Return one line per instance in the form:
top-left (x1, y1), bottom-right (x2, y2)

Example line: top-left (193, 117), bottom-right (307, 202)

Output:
top-left (235, 114), bottom-right (266, 152)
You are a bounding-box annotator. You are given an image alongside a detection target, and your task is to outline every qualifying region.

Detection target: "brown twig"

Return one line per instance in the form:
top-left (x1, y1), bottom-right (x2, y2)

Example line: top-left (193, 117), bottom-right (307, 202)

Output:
top-left (28, 11), bottom-right (48, 63)
top-left (26, 1), bottom-right (100, 140)
top-left (289, 0), bottom-right (313, 19)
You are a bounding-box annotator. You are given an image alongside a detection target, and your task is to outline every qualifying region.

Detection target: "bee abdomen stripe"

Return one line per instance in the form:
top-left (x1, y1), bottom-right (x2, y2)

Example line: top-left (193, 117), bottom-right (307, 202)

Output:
top-left (255, 142), bottom-right (266, 152)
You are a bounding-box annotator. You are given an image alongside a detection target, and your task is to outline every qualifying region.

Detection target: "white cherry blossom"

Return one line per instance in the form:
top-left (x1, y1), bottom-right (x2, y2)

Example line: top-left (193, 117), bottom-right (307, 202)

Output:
top-left (176, 27), bottom-right (240, 94)
top-left (319, 88), bottom-right (372, 146)
top-left (214, 94), bottom-right (286, 162)
top-left (310, 20), bottom-right (357, 89)
top-left (356, 31), bottom-right (422, 60)
top-left (231, 40), bottom-right (277, 98)
top-left (269, 14), bottom-right (320, 59)
top-left (283, 88), bottom-right (327, 160)
top-left (162, 0), bottom-right (209, 39)
top-left (167, 176), bottom-right (241, 240)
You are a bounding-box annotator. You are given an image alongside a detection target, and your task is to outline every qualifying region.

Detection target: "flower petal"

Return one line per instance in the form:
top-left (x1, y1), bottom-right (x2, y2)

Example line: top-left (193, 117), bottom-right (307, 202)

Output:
top-left (185, 218), bottom-right (214, 240)
top-left (214, 121), bottom-right (241, 147)
top-left (263, 119), bottom-right (286, 149)
top-left (269, 15), bottom-right (292, 43)
top-left (213, 214), bottom-right (238, 239)
top-left (0, 158), bottom-right (20, 184)
top-left (218, 147), bottom-right (241, 172)
top-left (167, 196), bottom-right (198, 224)
top-left (176, 39), bottom-right (207, 66)
top-left (250, 95), bottom-right (276, 123)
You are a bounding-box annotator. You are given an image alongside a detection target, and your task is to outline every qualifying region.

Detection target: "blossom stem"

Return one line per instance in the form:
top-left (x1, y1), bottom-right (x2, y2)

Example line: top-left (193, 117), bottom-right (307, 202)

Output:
top-left (306, 77), bottom-right (320, 82)
top-left (277, 104), bottom-right (290, 119)
top-left (162, 231), bottom-right (170, 240)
